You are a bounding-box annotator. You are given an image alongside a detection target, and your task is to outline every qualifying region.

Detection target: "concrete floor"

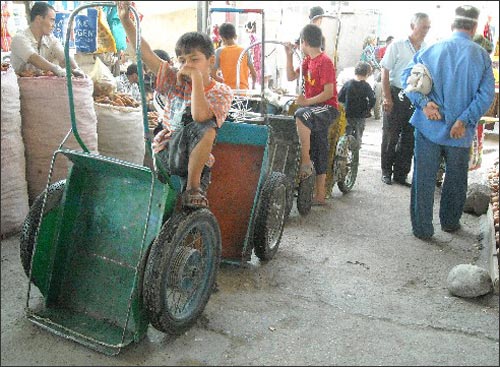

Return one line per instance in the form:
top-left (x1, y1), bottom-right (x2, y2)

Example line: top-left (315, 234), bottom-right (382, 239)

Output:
top-left (1, 117), bottom-right (499, 366)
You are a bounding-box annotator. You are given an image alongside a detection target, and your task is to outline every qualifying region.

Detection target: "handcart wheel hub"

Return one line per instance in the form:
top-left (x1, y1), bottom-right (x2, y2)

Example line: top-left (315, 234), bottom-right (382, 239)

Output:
top-left (169, 246), bottom-right (202, 292)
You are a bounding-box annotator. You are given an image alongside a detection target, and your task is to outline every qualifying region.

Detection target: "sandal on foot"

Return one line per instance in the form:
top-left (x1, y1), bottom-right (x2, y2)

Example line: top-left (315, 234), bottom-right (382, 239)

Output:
top-left (182, 188), bottom-right (209, 209)
top-left (298, 162), bottom-right (314, 181)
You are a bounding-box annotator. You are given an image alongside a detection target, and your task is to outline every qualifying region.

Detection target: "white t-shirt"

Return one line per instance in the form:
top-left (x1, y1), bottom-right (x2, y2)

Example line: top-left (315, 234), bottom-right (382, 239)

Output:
top-left (10, 27), bottom-right (65, 73)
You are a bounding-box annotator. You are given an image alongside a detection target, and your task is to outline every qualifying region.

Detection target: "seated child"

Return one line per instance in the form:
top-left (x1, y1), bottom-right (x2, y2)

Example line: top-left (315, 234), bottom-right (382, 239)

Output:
top-left (285, 24), bottom-right (339, 206)
top-left (117, 1), bottom-right (233, 209)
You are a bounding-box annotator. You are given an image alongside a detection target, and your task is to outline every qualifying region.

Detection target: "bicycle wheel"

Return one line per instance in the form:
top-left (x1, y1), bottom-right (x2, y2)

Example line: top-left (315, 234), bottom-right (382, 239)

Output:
top-left (337, 135), bottom-right (359, 193)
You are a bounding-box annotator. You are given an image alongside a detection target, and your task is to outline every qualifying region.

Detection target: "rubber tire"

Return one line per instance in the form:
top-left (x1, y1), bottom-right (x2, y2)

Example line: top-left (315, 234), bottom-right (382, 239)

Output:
top-left (143, 208), bottom-right (221, 335)
top-left (337, 136), bottom-right (359, 193)
top-left (296, 168), bottom-right (315, 216)
top-left (19, 180), bottom-right (66, 280)
top-left (254, 172), bottom-right (288, 261)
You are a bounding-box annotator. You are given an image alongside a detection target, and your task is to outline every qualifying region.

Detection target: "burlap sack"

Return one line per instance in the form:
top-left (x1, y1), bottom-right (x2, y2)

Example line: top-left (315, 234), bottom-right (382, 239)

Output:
top-left (19, 77), bottom-right (98, 203)
top-left (95, 102), bottom-right (145, 165)
top-left (1, 67), bottom-right (30, 237)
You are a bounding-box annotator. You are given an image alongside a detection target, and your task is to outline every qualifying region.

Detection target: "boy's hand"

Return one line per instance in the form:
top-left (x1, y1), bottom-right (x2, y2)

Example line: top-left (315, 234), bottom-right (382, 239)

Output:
top-left (116, 1), bottom-right (131, 21)
top-left (284, 42), bottom-right (295, 56)
top-left (152, 129), bottom-right (172, 153)
top-left (296, 94), bottom-right (307, 106)
top-left (176, 65), bottom-right (201, 85)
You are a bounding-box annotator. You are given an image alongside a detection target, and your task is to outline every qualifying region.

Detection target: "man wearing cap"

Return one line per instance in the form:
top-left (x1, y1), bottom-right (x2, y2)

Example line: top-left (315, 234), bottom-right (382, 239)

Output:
top-left (401, 5), bottom-right (495, 240)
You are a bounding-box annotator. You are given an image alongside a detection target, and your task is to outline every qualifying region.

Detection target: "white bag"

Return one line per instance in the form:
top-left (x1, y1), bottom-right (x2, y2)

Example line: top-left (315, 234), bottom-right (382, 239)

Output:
top-left (95, 102), bottom-right (145, 165)
top-left (404, 63), bottom-right (433, 95)
top-left (1, 68), bottom-right (30, 236)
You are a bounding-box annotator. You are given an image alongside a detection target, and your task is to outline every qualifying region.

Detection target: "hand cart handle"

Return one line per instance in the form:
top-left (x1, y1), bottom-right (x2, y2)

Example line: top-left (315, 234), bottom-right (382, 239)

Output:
top-left (64, 2), bottom-right (149, 154)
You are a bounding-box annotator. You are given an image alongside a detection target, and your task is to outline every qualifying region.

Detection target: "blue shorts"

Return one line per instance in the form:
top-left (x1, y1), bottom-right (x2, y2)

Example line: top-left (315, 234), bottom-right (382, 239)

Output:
top-left (155, 119), bottom-right (217, 179)
top-left (294, 105), bottom-right (338, 174)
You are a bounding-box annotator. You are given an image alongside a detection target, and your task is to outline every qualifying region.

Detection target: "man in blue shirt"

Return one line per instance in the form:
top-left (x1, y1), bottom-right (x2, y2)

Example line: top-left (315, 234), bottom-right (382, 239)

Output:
top-left (401, 5), bottom-right (495, 240)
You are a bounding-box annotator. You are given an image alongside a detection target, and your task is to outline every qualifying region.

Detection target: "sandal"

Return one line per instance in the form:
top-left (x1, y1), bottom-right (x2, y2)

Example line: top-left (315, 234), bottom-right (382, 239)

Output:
top-left (298, 162), bottom-right (314, 181)
top-left (182, 188), bottom-right (209, 209)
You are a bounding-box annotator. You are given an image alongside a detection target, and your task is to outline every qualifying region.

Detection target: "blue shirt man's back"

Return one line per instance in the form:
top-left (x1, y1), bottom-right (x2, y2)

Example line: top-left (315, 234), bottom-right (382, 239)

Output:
top-left (402, 31), bottom-right (494, 148)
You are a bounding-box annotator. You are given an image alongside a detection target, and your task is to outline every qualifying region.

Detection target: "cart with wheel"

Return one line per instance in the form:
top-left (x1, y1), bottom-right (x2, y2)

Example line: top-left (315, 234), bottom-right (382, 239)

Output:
top-left (207, 7), bottom-right (314, 218)
top-left (19, 2), bottom-right (221, 356)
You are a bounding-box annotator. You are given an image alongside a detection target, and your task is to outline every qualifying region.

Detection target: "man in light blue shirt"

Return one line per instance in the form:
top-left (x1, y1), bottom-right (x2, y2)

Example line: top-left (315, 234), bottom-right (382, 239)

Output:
top-left (379, 13), bottom-right (431, 187)
top-left (402, 5), bottom-right (495, 240)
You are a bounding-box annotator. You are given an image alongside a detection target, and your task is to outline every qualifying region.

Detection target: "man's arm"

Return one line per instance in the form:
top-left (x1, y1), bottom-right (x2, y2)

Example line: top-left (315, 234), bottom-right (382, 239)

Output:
top-left (116, 1), bottom-right (162, 76)
top-left (381, 67), bottom-right (392, 113)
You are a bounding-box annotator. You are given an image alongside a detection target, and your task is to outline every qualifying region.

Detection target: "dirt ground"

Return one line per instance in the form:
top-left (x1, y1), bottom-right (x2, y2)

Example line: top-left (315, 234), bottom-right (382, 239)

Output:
top-left (1, 117), bottom-right (499, 366)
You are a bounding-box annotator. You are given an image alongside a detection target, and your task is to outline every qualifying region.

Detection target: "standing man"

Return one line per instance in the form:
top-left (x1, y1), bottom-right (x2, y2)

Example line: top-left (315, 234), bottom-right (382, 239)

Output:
top-left (380, 13), bottom-right (431, 186)
top-left (10, 2), bottom-right (84, 77)
top-left (402, 5), bottom-right (494, 240)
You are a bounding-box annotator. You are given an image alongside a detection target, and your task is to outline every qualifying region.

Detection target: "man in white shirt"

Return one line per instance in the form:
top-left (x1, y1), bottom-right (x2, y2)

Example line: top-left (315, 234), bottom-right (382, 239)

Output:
top-left (115, 63), bottom-right (141, 102)
top-left (10, 2), bottom-right (84, 77)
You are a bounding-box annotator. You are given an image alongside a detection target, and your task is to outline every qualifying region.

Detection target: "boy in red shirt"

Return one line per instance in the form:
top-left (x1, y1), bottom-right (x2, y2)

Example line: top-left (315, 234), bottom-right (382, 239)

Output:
top-left (285, 24), bottom-right (339, 205)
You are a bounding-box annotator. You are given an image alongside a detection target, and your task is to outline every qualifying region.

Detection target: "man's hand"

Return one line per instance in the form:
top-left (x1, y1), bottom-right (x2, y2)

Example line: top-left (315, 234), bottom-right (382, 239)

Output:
top-left (71, 68), bottom-right (86, 78)
top-left (423, 101), bottom-right (441, 120)
top-left (382, 97), bottom-right (393, 113)
top-left (450, 120), bottom-right (466, 139)
top-left (51, 65), bottom-right (66, 77)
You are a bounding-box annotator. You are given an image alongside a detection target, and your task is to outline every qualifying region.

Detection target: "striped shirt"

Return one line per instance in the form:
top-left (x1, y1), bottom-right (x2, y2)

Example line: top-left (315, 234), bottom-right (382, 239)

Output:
top-left (155, 61), bottom-right (233, 132)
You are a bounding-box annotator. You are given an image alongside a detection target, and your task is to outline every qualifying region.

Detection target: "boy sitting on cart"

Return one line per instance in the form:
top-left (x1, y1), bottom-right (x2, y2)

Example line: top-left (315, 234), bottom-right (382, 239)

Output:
top-left (285, 24), bottom-right (339, 206)
top-left (117, 1), bottom-right (233, 209)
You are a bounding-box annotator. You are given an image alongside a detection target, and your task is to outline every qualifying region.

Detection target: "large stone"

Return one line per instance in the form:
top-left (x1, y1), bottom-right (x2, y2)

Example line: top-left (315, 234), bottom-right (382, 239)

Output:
top-left (447, 264), bottom-right (493, 298)
top-left (463, 183), bottom-right (491, 216)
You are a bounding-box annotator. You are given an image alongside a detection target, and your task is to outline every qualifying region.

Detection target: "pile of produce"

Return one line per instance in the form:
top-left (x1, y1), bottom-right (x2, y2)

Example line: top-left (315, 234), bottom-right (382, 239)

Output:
top-left (488, 159), bottom-right (499, 252)
top-left (94, 92), bottom-right (140, 108)
top-left (17, 69), bottom-right (56, 77)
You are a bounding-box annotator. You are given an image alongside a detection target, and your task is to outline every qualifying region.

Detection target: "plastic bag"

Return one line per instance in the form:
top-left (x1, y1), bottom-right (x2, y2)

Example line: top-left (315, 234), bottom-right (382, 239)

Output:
top-left (95, 7), bottom-right (116, 54)
top-left (89, 57), bottom-right (116, 97)
top-left (103, 6), bottom-right (127, 52)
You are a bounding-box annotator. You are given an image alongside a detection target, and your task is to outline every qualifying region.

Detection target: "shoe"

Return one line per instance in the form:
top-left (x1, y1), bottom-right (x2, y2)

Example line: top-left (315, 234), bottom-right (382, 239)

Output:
top-left (381, 175), bottom-right (392, 185)
top-left (441, 224), bottom-right (461, 233)
top-left (393, 177), bottom-right (412, 187)
top-left (413, 232), bottom-right (433, 241)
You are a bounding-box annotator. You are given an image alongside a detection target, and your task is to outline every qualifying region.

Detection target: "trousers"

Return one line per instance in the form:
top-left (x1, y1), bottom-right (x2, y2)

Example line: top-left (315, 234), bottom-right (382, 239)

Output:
top-left (381, 86), bottom-right (415, 180)
top-left (411, 129), bottom-right (470, 238)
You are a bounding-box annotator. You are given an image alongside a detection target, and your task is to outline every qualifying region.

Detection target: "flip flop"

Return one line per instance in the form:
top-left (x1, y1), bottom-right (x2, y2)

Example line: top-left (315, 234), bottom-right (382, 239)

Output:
top-left (182, 188), bottom-right (209, 209)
